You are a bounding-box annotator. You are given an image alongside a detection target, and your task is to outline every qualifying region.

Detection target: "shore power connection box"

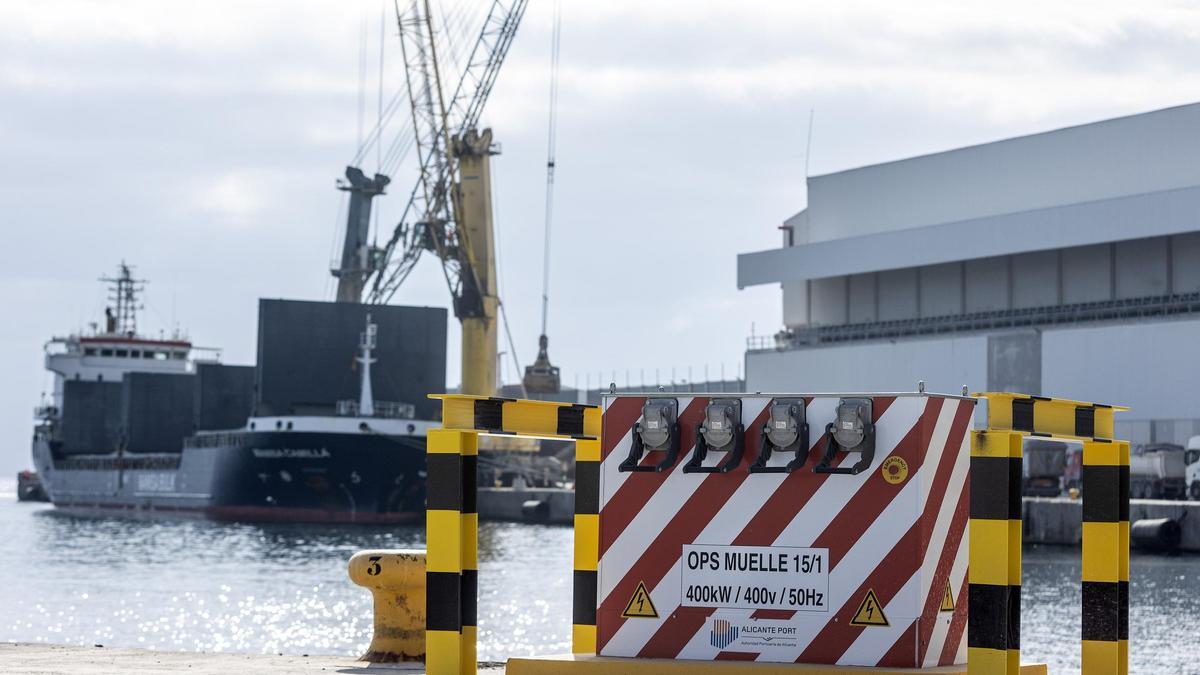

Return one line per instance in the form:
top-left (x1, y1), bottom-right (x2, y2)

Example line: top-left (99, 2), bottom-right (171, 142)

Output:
top-left (595, 392), bottom-right (975, 668)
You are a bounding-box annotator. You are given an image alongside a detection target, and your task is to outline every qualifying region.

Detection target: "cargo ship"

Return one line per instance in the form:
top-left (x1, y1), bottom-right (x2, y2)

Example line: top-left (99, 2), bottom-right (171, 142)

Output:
top-left (30, 263), bottom-right (448, 523)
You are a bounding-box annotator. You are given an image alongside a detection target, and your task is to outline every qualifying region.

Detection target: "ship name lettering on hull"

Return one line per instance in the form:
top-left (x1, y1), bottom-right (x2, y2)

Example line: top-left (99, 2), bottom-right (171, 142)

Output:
top-left (252, 448), bottom-right (332, 459)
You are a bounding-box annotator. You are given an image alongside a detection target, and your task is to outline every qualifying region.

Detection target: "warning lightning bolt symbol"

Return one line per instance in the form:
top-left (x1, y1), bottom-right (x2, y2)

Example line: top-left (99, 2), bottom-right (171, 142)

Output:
top-left (622, 581), bottom-right (659, 619)
top-left (850, 589), bottom-right (888, 626)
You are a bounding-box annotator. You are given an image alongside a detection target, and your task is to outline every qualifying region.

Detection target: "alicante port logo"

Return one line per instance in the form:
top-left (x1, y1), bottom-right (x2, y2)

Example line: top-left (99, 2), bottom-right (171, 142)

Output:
top-left (710, 619), bottom-right (739, 649)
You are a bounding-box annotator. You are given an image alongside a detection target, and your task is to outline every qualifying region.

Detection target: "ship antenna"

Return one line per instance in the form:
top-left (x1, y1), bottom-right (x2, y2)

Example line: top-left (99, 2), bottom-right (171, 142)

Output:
top-left (357, 312), bottom-right (377, 417)
top-left (99, 261), bottom-right (147, 337)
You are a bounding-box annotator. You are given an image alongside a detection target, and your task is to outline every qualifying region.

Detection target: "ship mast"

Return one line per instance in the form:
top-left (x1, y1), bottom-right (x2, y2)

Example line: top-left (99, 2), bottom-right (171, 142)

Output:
top-left (357, 313), bottom-right (378, 417)
top-left (99, 262), bottom-right (146, 337)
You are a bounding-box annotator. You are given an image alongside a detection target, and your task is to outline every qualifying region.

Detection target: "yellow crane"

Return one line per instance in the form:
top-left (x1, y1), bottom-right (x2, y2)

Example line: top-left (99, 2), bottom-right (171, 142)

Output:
top-left (333, 0), bottom-right (528, 397)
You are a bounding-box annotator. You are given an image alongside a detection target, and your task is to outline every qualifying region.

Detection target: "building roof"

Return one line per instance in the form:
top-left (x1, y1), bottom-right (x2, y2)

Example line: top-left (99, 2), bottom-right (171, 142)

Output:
top-left (738, 102), bottom-right (1200, 287)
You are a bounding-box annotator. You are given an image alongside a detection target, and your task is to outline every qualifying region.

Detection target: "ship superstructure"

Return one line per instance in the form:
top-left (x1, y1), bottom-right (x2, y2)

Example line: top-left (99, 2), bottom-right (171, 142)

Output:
top-left (40, 263), bottom-right (196, 422)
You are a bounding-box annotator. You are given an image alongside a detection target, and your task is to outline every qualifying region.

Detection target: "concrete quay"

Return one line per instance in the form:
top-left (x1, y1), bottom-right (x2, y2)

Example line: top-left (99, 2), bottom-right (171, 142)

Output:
top-left (1023, 497), bottom-right (1200, 551)
top-left (0, 643), bottom-right (505, 674)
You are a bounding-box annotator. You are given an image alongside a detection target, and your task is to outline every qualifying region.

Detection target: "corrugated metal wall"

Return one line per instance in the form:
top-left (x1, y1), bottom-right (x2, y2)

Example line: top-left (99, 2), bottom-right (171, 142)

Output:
top-left (194, 363), bottom-right (255, 431)
top-left (746, 333), bottom-right (987, 394)
top-left (122, 372), bottom-right (195, 453)
top-left (878, 268), bottom-right (918, 321)
top-left (803, 103), bottom-right (1200, 244)
top-left (784, 232), bottom-right (1200, 330)
top-left (255, 300), bottom-right (447, 419)
top-left (60, 380), bottom-right (123, 455)
top-left (964, 256), bottom-right (1008, 312)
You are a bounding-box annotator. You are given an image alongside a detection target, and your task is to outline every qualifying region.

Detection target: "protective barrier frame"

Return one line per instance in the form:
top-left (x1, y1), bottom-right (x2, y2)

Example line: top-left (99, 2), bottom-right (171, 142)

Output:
top-left (425, 392), bottom-right (1126, 675)
top-left (426, 395), bottom-right (602, 675)
top-left (969, 393), bottom-right (1129, 675)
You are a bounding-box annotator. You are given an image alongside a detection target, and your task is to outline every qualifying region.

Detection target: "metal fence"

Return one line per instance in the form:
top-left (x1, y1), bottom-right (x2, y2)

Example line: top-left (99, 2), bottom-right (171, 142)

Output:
top-left (752, 291), bottom-right (1200, 352)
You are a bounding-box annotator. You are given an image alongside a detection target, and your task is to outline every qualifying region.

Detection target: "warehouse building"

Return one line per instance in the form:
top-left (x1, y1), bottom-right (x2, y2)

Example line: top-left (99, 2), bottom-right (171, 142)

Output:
top-left (737, 102), bottom-right (1200, 444)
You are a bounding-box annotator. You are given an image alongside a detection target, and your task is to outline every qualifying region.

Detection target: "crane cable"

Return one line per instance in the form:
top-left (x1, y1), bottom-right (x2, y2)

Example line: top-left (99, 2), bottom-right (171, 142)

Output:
top-left (489, 154), bottom-right (528, 397)
top-left (538, 0), bottom-right (561, 339)
top-left (499, 299), bottom-right (528, 399)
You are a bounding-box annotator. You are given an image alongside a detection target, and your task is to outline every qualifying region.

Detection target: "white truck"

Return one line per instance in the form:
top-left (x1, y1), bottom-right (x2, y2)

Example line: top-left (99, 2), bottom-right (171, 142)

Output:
top-left (1186, 435), bottom-right (1200, 501)
top-left (1130, 443), bottom-right (1187, 500)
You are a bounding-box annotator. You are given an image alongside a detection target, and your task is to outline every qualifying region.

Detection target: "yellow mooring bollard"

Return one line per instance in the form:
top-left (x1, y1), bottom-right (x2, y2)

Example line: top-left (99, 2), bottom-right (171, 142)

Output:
top-left (348, 549), bottom-right (427, 663)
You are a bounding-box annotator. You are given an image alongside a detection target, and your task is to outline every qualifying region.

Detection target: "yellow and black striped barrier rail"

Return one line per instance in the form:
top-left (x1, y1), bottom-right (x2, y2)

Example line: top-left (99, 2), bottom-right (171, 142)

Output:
top-left (970, 393), bottom-right (1129, 675)
top-left (977, 392), bottom-right (1127, 443)
top-left (431, 394), bottom-right (602, 441)
top-left (426, 395), bottom-right (601, 675)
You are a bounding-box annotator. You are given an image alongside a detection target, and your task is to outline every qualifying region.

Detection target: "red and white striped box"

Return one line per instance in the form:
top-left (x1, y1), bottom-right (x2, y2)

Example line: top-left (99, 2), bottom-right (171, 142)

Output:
top-left (596, 393), bottom-right (974, 668)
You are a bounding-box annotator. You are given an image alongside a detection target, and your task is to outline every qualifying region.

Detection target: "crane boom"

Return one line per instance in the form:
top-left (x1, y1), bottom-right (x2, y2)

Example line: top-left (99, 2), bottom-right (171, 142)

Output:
top-left (331, 0), bottom-right (527, 397)
top-left (366, 0), bottom-right (529, 308)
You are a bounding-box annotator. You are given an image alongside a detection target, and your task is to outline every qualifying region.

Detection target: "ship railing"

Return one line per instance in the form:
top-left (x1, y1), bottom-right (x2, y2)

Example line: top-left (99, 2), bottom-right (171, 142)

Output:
top-left (335, 400), bottom-right (416, 419)
top-left (33, 404), bottom-right (59, 420)
top-left (183, 431), bottom-right (246, 449)
top-left (53, 454), bottom-right (183, 471)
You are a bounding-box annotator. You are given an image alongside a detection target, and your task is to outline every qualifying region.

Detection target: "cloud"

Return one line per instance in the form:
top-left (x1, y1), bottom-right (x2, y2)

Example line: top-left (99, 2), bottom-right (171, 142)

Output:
top-left (190, 169), bottom-right (273, 227)
top-left (3, 0), bottom-right (1200, 476)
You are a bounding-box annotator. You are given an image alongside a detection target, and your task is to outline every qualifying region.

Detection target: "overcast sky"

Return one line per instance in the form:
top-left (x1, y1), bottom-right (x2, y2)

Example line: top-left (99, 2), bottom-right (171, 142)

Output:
top-left (3, 0), bottom-right (1200, 477)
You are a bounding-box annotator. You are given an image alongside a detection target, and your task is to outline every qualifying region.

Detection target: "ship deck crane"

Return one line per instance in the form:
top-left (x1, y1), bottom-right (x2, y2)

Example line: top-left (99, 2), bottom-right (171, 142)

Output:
top-left (332, 0), bottom-right (529, 398)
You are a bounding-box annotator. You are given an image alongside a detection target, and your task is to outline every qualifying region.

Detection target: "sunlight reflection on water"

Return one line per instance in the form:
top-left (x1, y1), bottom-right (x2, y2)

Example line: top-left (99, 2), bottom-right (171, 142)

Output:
top-left (1, 502), bottom-right (572, 661)
top-left (2, 500), bottom-right (1195, 672)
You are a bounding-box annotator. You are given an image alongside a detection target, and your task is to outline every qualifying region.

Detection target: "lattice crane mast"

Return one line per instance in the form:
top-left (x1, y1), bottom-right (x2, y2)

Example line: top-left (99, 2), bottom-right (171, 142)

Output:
top-left (332, 0), bottom-right (528, 397)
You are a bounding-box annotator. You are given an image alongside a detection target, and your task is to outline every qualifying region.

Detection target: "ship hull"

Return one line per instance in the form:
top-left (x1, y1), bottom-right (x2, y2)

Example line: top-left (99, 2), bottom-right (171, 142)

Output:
top-left (32, 429), bottom-right (427, 524)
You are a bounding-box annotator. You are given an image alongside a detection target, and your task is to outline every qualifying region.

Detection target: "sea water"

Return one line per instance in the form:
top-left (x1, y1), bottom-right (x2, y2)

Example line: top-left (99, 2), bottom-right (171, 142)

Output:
top-left (1, 498), bottom-right (1196, 673)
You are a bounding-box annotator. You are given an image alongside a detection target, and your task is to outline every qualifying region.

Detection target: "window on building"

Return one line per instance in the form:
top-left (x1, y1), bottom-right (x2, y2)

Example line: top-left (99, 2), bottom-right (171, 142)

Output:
top-left (130, 350), bottom-right (140, 358)
top-left (172, 352), bottom-right (186, 360)
top-left (84, 348), bottom-right (97, 356)
top-left (143, 351), bottom-right (155, 359)
top-left (100, 349), bottom-right (113, 357)
top-left (153, 351), bottom-right (167, 360)
top-left (115, 349), bottom-right (128, 357)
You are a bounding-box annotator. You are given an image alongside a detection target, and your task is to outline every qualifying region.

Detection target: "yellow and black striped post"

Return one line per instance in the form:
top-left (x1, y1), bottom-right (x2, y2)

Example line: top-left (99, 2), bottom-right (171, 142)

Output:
top-left (426, 428), bottom-right (471, 675)
top-left (968, 429), bottom-right (1023, 675)
top-left (460, 431), bottom-right (479, 671)
top-left (572, 436), bottom-right (600, 653)
top-left (1081, 439), bottom-right (1130, 675)
top-left (427, 395), bottom-right (602, 673)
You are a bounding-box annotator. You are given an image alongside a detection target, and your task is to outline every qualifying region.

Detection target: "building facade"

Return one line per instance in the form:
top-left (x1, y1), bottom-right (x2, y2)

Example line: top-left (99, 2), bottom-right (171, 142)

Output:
top-left (737, 103), bottom-right (1200, 444)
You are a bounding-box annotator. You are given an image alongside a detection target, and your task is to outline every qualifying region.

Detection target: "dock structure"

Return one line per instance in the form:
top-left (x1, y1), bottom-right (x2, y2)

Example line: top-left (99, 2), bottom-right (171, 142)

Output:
top-left (0, 643), bottom-right (505, 674)
top-left (1023, 496), bottom-right (1200, 552)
